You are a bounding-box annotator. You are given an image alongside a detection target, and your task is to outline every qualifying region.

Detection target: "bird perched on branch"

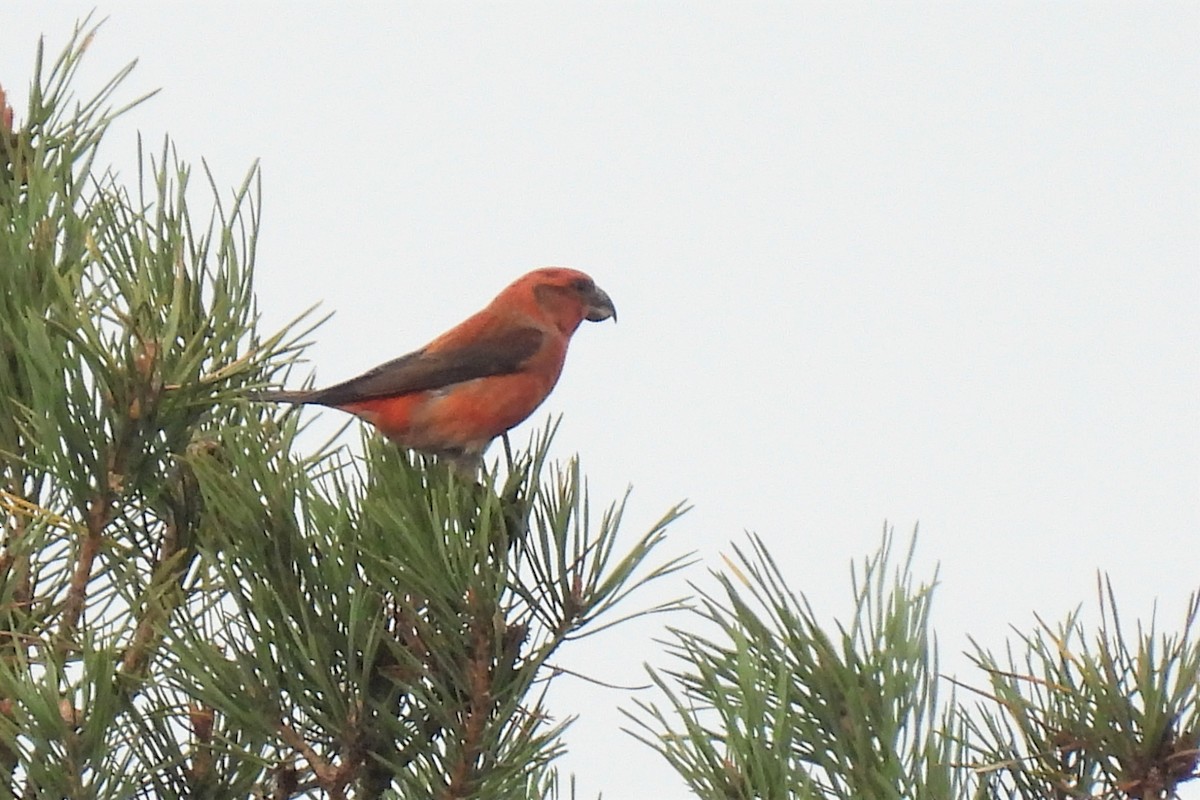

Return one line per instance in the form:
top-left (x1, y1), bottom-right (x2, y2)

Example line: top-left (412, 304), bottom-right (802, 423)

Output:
top-left (254, 267), bottom-right (616, 471)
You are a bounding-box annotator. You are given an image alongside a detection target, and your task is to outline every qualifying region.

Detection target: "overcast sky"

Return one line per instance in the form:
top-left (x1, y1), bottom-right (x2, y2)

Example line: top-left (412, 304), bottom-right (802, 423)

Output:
top-left (4, 5), bottom-right (1199, 799)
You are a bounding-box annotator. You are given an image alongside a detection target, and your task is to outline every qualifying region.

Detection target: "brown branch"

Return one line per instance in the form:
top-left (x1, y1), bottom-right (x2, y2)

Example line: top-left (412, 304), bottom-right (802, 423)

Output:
top-left (363, 599), bottom-right (447, 797)
top-left (0, 492), bottom-right (32, 659)
top-left (119, 511), bottom-right (188, 677)
top-left (59, 341), bottom-right (159, 653)
top-left (0, 498), bottom-right (29, 601)
top-left (442, 595), bottom-right (496, 800)
top-left (277, 721), bottom-right (349, 800)
top-left (57, 492), bottom-right (109, 650)
top-left (0, 82), bottom-right (13, 132)
top-left (186, 703), bottom-right (214, 786)
top-left (394, 596), bottom-right (431, 675)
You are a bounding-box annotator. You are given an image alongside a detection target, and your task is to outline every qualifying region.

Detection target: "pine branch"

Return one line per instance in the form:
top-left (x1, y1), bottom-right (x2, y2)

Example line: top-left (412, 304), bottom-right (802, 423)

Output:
top-left (965, 580), bottom-right (1200, 799)
top-left (627, 527), bottom-right (968, 799)
top-left (0, 19), bottom-right (312, 797)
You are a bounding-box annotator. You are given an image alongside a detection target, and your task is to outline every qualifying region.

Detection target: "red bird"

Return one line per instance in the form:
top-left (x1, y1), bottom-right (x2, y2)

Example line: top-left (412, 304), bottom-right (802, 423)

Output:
top-left (256, 267), bottom-right (616, 470)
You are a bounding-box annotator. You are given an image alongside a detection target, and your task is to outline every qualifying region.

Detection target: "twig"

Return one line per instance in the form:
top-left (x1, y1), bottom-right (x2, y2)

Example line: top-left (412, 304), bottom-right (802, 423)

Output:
top-left (277, 721), bottom-right (347, 800)
top-left (58, 492), bottom-right (109, 649)
top-left (534, 661), bottom-right (652, 691)
top-left (441, 599), bottom-right (495, 800)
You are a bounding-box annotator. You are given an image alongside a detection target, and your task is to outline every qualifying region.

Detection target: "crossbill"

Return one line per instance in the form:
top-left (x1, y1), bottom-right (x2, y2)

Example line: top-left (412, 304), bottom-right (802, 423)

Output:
top-left (255, 267), bottom-right (616, 470)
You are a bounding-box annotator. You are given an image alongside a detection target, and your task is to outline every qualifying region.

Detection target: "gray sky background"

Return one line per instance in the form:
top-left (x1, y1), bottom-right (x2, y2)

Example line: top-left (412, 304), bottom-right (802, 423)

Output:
top-left (4, 5), bottom-right (1198, 799)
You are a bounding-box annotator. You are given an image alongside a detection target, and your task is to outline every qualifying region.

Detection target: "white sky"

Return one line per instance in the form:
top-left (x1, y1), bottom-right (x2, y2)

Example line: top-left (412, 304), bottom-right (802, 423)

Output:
top-left (4, 5), bottom-right (1198, 799)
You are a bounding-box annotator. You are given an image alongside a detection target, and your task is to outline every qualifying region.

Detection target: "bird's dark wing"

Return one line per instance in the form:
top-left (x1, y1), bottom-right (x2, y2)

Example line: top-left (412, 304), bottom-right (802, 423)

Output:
top-left (304, 325), bottom-right (545, 407)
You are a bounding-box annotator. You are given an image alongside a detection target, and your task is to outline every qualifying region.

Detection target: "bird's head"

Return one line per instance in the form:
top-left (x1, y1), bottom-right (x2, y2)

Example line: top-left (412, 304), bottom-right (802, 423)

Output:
top-left (511, 267), bottom-right (617, 334)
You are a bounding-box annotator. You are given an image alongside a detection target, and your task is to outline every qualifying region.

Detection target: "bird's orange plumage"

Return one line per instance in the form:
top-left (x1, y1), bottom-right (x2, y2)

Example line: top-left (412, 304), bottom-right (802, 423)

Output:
top-left (255, 267), bottom-right (615, 469)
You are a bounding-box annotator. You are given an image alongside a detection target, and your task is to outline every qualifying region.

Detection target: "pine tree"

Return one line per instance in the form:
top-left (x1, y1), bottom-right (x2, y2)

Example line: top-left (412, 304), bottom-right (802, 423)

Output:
top-left (628, 529), bottom-right (1199, 799)
top-left (3, 21), bottom-right (1197, 800)
top-left (0, 25), bottom-right (685, 799)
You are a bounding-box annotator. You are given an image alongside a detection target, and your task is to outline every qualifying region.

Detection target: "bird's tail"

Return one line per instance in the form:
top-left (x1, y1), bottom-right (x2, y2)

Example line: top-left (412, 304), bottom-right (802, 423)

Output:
top-left (246, 389), bottom-right (317, 404)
